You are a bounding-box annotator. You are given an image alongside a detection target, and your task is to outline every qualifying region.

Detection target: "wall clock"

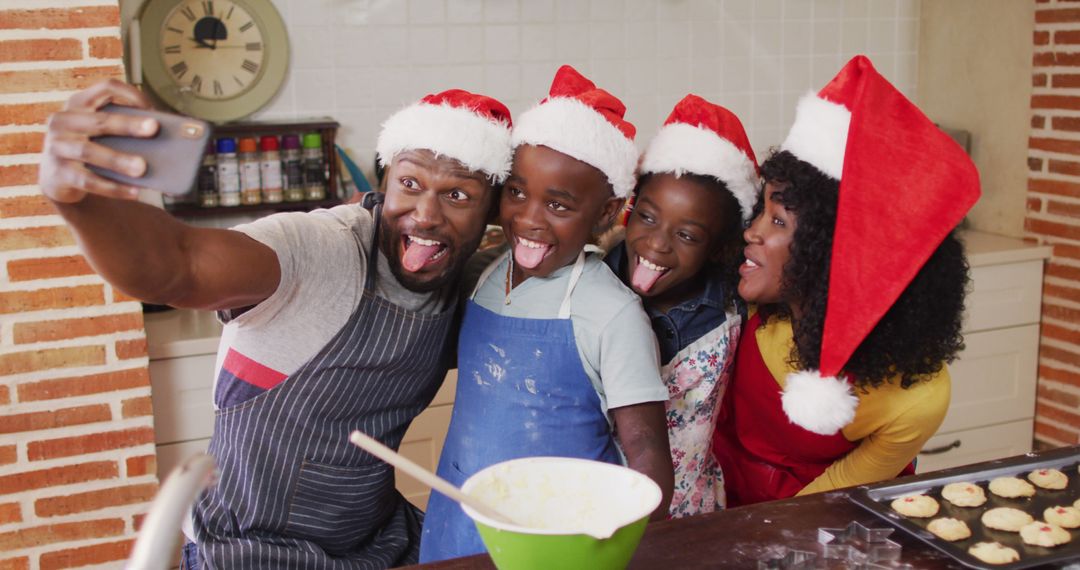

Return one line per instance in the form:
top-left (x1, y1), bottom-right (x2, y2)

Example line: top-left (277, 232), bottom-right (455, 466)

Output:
top-left (136, 0), bottom-right (289, 123)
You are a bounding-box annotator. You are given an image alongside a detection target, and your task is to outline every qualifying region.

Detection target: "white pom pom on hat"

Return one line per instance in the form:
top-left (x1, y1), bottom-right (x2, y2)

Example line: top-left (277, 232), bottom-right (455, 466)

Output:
top-left (781, 370), bottom-right (859, 436)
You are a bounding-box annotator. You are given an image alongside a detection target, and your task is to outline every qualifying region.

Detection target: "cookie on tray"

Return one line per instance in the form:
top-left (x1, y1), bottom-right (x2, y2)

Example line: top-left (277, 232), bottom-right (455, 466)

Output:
top-left (890, 494), bottom-right (939, 518)
top-left (988, 476), bottom-right (1036, 498)
top-left (982, 507), bottom-right (1035, 532)
top-left (927, 517), bottom-right (971, 541)
top-left (1045, 505), bottom-right (1080, 528)
top-left (1028, 468), bottom-right (1068, 490)
top-left (940, 482), bottom-right (987, 507)
top-left (968, 542), bottom-right (1020, 565)
top-left (1019, 521), bottom-right (1071, 547)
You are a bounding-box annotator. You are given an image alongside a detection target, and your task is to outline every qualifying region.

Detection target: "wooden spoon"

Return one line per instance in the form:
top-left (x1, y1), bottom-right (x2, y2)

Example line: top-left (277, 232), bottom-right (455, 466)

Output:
top-left (349, 430), bottom-right (521, 527)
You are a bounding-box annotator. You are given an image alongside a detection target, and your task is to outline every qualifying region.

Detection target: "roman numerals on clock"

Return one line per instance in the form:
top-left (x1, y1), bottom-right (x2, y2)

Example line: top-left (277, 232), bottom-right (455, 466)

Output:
top-left (159, 0), bottom-right (267, 101)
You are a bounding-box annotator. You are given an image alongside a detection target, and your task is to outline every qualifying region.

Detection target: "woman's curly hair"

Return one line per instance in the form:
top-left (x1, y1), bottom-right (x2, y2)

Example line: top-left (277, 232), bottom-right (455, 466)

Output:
top-left (631, 172), bottom-right (746, 297)
top-left (755, 150), bottom-right (969, 390)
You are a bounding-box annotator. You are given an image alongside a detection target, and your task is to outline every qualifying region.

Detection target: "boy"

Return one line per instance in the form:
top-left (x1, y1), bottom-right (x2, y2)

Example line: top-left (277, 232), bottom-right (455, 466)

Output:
top-left (420, 66), bottom-right (673, 562)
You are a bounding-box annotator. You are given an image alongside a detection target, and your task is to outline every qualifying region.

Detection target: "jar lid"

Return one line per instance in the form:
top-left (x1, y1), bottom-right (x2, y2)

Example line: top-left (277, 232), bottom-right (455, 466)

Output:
top-left (302, 132), bottom-right (322, 148)
top-left (216, 138), bottom-right (237, 153)
top-left (281, 134), bottom-right (301, 150)
top-left (238, 137), bottom-right (258, 153)
top-left (260, 135), bottom-right (280, 151)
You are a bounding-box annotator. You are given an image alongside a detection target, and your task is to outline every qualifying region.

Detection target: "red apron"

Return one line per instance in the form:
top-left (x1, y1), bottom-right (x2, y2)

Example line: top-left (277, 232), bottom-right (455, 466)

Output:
top-left (713, 314), bottom-right (914, 507)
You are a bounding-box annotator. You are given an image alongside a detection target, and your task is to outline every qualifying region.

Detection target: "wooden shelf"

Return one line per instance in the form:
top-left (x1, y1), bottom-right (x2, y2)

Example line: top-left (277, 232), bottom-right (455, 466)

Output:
top-left (167, 117), bottom-right (342, 218)
top-left (166, 198), bottom-right (342, 218)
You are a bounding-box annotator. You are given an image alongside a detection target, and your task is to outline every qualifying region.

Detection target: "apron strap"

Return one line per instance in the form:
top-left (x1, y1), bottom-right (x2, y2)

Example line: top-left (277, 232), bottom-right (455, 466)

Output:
top-left (472, 248), bottom-right (589, 320)
top-left (365, 204), bottom-right (382, 293)
top-left (471, 250), bottom-right (510, 299)
top-left (557, 250), bottom-right (589, 319)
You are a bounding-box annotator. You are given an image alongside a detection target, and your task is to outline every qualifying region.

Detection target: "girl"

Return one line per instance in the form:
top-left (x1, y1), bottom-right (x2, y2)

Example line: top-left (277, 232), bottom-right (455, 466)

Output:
top-left (605, 95), bottom-right (759, 516)
top-left (713, 56), bottom-right (980, 506)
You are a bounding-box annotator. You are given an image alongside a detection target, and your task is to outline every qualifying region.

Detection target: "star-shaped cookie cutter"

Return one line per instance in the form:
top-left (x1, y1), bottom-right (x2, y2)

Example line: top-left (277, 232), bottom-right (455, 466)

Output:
top-left (756, 548), bottom-right (819, 569)
top-left (818, 521), bottom-right (903, 564)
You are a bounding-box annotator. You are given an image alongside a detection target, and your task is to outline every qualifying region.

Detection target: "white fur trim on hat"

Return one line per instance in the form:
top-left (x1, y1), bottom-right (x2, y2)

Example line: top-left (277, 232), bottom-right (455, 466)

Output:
top-left (781, 370), bottom-right (859, 436)
top-left (640, 122), bottom-right (761, 220)
top-left (780, 92), bottom-right (852, 181)
top-left (376, 102), bottom-right (513, 183)
top-left (511, 97), bottom-right (639, 198)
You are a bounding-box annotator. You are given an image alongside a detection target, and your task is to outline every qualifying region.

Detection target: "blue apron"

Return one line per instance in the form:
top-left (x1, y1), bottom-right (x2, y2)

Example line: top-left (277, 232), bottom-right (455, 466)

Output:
top-left (419, 251), bottom-right (621, 563)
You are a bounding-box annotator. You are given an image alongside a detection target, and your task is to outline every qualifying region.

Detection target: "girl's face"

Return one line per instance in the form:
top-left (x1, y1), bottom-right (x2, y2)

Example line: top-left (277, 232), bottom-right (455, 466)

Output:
top-left (501, 144), bottom-right (623, 286)
top-left (624, 174), bottom-right (731, 310)
top-left (739, 181), bottom-right (795, 306)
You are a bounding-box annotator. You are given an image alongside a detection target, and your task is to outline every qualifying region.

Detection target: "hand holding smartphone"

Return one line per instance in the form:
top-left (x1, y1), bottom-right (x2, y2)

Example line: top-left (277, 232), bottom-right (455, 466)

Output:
top-left (88, 105), bottom-right (212, 196)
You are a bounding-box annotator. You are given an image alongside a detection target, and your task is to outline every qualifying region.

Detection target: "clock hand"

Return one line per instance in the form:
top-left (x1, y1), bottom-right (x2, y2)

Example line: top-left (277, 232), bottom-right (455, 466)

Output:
top-left (188, 37), bottom-right (215, 49)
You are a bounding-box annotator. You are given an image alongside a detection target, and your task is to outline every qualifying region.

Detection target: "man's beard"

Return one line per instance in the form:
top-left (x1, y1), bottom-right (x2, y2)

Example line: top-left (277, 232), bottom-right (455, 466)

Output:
top-left (379, 221), bottom-right (482, 293)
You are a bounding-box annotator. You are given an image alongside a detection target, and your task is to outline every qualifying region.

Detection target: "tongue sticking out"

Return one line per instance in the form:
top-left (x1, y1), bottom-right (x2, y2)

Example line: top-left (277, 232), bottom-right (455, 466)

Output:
top-left (631, 262), bottom-right (665, 293)
top-left (514, 241), bottom-right (550, 269)
top-left (402, 241), bottom-right (441, 272)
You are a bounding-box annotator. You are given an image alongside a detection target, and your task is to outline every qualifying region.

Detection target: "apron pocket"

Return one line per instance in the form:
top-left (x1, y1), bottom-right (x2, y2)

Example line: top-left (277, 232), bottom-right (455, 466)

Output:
top-left (284, 459), bottom-right (395, 553)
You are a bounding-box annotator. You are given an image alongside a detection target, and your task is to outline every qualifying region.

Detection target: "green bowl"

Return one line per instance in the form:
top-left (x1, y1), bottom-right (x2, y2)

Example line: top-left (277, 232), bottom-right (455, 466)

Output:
top-left (460, 457), bottom-right (662, 570)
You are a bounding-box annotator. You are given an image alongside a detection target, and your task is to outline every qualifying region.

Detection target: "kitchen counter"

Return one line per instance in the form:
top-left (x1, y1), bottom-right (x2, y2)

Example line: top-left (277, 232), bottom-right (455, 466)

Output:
top-left (410, 448), bottom-right (1080, 570)
top-left (962, 229), bottom-right (1052, 267)
top-left (410, 492), bottom-right (961, 569)
top-left (143, 307), bottom-right (222, 360)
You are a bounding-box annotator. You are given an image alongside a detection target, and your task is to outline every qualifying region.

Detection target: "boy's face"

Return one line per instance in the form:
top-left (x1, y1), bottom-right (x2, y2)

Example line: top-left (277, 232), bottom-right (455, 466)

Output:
top-left (501, 144), bottom-right (623, 285)
top-left (380, 149), bottom-right (496, 292)
top-left (624, 173), bottom-right (729, 305)
top-left (738, 181), bottom-right (794, 305)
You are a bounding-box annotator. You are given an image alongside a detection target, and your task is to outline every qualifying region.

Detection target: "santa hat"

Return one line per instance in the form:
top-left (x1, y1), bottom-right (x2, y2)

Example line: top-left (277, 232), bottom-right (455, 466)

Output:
top-left (639, 94), bottom-right (760, 220)
top-left (511, 65), bottom-right (638, 197)
top-left (778, 55), bottom-right (980, 435)
top-left (376, 89), bottom-right (513, 183)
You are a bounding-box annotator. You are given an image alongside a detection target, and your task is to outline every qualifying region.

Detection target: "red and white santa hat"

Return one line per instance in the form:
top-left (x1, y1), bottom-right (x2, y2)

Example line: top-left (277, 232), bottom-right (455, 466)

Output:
top-left (376, 89), bottom-right (513, 183)
top-left (511, 65), bottom-right (638, 197)
top-left (640, 94), bottom-right (760, 220)
top-left (778, 55), bottom-right (981, 435)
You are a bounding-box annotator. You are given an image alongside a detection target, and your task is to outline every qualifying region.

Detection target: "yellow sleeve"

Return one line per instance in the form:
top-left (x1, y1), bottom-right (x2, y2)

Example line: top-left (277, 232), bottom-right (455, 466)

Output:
top-left (797, 367), bottom-right (951, 496)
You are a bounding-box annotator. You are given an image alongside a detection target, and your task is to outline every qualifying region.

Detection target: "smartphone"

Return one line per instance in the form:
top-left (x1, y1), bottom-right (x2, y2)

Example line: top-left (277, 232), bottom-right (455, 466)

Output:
top-left (88, 105), bottom-right (212, 196)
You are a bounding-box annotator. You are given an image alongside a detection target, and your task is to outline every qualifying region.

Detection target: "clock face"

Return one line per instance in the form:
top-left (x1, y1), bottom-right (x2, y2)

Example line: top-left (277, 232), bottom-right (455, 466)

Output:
top-left (159, 0), bottom-right (266, 101)
top-left (139, 0), bottom-right (289, 122)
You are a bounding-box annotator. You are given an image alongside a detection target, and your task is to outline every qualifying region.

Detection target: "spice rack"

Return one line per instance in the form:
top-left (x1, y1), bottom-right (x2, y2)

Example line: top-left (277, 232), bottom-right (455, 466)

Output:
top-left (165, 118), bottom-right (341, 218)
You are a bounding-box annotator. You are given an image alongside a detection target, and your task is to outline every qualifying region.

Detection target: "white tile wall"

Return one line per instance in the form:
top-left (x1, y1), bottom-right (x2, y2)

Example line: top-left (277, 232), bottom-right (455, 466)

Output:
top-left (248, 0), bottom-right (921, 176)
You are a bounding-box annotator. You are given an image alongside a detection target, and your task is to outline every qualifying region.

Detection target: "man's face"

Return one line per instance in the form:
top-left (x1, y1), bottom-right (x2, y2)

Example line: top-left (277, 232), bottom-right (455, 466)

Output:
top-left (379, 149), bottom-right (496, 292)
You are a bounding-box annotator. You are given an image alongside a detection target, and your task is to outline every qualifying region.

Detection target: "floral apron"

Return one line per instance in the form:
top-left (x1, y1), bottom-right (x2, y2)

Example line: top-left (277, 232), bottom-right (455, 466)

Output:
top-left (664, 310), bottom-right (741, 517)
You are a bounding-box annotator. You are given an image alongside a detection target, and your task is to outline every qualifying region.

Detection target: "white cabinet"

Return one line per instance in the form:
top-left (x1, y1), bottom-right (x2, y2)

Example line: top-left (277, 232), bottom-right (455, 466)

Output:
top-left (916, 232), bottom-right (1051, 473)
top-left (397, 371), bottom-right (457, 509)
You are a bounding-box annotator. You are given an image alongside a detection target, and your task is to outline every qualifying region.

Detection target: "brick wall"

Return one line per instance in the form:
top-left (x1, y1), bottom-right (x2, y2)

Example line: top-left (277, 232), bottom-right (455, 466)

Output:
top-left (1029, 0), bottom-right (1080, 447)
top-left (0, 3), bottom-right (158, 569)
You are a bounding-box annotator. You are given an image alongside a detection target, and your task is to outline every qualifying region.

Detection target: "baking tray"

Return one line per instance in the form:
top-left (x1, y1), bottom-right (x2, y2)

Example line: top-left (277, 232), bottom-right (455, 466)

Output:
top-left (849, 445), bottom-right (1080, 569)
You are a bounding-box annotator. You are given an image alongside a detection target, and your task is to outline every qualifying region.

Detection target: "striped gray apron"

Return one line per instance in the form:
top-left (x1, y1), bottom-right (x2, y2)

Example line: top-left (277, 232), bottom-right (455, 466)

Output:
top-left (191, 206), bottom-right (456, 569)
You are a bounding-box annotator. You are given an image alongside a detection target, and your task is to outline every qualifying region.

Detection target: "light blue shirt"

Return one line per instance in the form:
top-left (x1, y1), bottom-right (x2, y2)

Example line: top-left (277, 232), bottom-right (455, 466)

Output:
top-left (471, 251), bottom-right (668, 417)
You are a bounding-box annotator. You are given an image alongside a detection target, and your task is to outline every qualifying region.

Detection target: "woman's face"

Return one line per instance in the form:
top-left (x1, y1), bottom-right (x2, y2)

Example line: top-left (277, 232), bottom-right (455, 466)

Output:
top-left (738, 181), bottom-right (795, 306)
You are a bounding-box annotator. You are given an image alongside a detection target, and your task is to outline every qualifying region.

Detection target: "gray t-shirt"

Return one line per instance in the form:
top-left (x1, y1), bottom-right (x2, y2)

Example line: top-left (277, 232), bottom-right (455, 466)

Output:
top-left (471, 251), bottom-right (668, 417)
top-left (213, 205), bottom-right (452, 390)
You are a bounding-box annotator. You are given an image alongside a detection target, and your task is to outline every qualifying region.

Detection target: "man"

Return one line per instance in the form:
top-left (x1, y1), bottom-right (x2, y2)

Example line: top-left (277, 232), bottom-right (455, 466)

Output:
top-left (39, 79), bottom-right (513, 568)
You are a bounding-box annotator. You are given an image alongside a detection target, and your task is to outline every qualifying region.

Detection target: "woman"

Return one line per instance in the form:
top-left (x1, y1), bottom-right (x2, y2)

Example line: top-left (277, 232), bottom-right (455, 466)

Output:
top-left (712, 55), bottom-right (980, 507)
